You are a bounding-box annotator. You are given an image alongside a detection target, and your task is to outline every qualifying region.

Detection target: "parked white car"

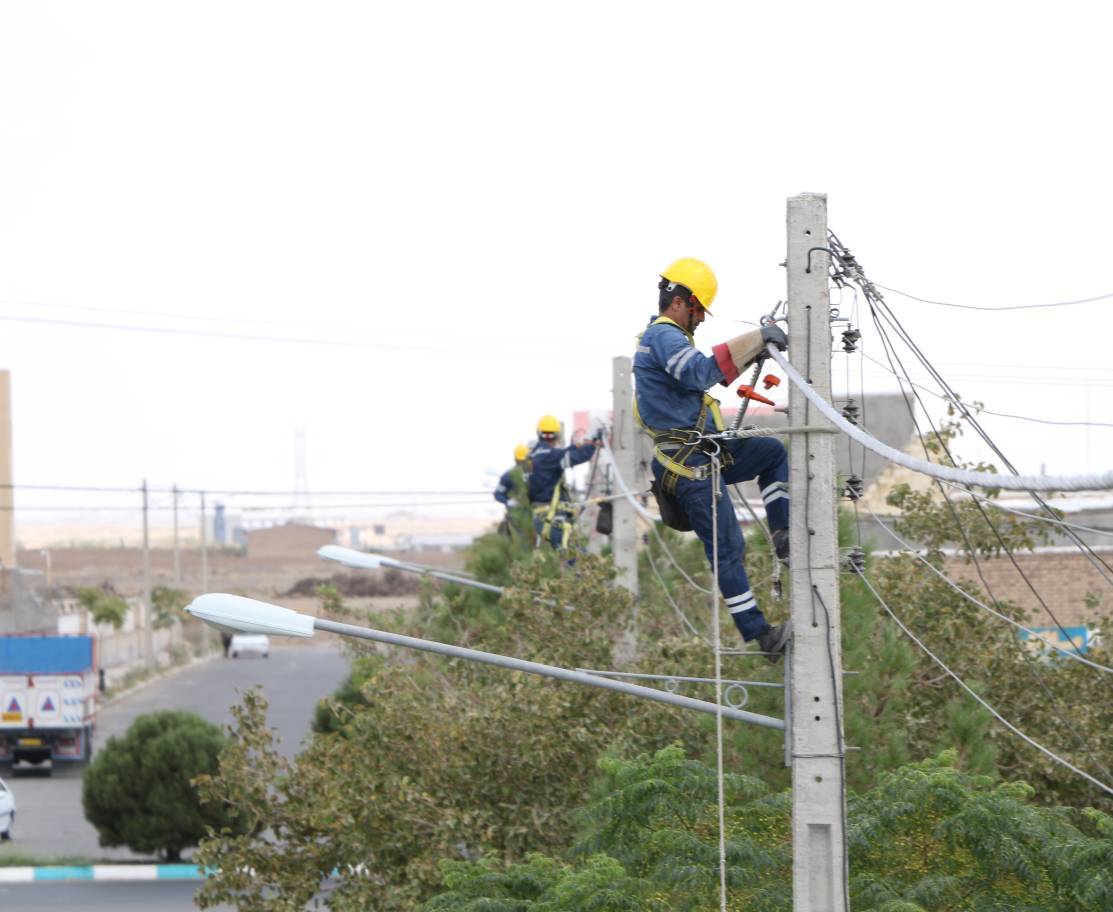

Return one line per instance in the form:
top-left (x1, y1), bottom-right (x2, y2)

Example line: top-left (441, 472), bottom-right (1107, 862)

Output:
top-left (0, 775), bottom-right (15, 840)
top-left (230, 634), bottom-right (270, 659)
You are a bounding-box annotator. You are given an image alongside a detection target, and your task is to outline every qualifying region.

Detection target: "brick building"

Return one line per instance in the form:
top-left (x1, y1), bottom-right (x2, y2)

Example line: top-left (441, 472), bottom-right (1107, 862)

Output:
top-left (244, 522), bottom-right (337, 559)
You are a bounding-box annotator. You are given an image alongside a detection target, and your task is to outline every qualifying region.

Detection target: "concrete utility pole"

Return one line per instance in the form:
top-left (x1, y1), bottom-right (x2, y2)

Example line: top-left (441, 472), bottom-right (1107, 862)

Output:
top-left (611, 356), bottom-right (639, 595)
top-left (786, 193), bottom-right (848, 912)
top-left (200, 491), bottom-right (213, 651)
top-left (142, 479), bottom-right (155, 668)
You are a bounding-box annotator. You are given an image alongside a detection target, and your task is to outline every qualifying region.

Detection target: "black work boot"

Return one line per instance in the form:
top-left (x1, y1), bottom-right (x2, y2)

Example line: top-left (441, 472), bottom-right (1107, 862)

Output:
top-left (771, 528), bottom-right (790, 563)
top-left (757, 621), bottom-right (793, 664)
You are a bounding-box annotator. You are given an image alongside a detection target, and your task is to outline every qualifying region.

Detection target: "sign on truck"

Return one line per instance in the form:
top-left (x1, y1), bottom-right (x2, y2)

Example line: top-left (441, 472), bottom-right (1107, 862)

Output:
top-left (0, 636), bottom-right (97, 771)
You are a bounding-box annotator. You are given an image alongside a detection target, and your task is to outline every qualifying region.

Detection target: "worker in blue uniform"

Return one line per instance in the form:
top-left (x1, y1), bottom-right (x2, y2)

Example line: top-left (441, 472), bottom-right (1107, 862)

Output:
top-left (494, 443), bottom-right (531, 540)
top-left (633, 257), bottom-right (792, 661)
top-left (528, 415), bottom-right (598, 550)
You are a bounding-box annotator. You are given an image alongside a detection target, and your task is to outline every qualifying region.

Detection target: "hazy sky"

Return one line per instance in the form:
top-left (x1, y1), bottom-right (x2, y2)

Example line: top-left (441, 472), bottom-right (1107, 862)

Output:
top-left (2, 1), bottom-right (1112, 528)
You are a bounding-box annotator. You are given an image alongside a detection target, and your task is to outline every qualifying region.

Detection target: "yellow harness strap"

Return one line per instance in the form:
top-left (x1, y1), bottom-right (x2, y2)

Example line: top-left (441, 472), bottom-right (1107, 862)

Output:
top-left (634, 316), bottom-right (731, 492)
top-left (533, 479), bottom-right (576, 549)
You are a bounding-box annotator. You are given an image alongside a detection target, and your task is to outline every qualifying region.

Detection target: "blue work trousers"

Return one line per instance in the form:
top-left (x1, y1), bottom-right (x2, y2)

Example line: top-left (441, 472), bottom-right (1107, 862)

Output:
top-left (652, 436), bottom-right (789, 641)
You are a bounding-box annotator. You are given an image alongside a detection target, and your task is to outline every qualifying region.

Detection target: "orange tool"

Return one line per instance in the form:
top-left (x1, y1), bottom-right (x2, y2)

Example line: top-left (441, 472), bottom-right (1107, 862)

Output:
top-left (737, 385), bottom-right (776, 407)
top-left (762, 374), bottom-right (781, 391)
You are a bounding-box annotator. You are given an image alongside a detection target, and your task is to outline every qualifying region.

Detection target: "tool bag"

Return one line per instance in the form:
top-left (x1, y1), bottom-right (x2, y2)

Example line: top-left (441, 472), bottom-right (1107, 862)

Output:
top-left (650, 477), bottom-right (692, 532)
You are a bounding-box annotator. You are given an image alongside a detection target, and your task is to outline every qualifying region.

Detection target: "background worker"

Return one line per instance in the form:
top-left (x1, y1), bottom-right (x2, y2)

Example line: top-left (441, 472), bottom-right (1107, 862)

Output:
top-left (633, 257), bottom-right (792, 661)
top-left (528, 415), bottom-right (599, 550)
top-left (494, 444), bottom-right (531, 539)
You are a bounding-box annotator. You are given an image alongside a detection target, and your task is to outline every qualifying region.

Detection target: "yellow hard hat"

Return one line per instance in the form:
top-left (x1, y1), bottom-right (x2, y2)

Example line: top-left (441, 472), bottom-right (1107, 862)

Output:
top-left (513, 443), bottom-right (529, 462)
top-left (661, 257), bottom-right (718, 312)
top-left (537, 415), bottom-right (561, 434)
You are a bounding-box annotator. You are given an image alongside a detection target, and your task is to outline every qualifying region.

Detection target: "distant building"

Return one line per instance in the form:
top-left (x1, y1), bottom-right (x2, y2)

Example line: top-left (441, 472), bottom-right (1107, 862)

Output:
top-left (244, 522), bottom-right (337, 559)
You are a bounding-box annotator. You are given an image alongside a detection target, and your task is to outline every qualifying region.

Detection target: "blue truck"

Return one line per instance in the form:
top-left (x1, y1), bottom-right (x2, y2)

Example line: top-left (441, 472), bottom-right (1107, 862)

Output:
top-left (0, 635), bottom-right (97, 771)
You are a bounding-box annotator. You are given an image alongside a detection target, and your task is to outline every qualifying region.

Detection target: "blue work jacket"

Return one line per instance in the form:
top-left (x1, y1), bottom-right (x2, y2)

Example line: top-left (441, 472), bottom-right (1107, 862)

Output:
top-left (527, 439), bottom-right (596, 505)
top-left (633, 316), bottom-right (727, 431)
top-left (494, 469), bottom-right (514, 505)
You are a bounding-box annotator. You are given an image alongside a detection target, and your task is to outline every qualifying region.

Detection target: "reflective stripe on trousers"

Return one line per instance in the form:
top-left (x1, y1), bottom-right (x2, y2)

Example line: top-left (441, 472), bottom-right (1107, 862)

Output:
top-left (651, 435), bottom-right (789, 641)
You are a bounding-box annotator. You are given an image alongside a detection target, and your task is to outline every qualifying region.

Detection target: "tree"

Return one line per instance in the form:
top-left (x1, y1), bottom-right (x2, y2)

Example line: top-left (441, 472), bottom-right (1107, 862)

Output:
top-left (194, 432), bottom-right (1113, 908)
top-left (77, 585), bottom-right (129, 629)
top-left (194, 553), bottom-right (709, 911)
top-left (422, 746), bottom-right (1113, 912)
top-left (151, 585), bottom-right (190, 629)
top-left (82, 710), bottom-right (247, 861)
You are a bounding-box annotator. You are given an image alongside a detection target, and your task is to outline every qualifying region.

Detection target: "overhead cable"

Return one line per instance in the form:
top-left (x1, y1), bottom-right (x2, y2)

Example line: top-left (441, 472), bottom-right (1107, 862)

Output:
top-left (859, 353), bottom-right (1113, 429)
top-left (768, 347), bottom-right (1113, 491)
top-left (861, 502), bottom-right (1113, 673)
top-left (937, 483), bottom-right (1113, 539)
top-left (857, 571), bottom-right (1113, 798)
top-left (874, 283), bottom-right (1113, 312)
top-left (0, 312), bottom-right (602, 363)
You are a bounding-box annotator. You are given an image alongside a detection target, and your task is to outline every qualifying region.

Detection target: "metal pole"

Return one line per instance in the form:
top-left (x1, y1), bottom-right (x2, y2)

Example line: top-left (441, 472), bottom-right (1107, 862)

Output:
top-left (786, 192), bottom-right (848, 912)
top-left (611, 356), bottom-right (639, 595)
top-left (200, 491), bottom-right (211, 652)
top-left (142, 479), bottom-right (154, 668)
top-left (312, 617), bottom-right (784, 730)
top-left (200, 491), bottom-right (208, 593)
top-left (172, 484), bottom-right (180, 585)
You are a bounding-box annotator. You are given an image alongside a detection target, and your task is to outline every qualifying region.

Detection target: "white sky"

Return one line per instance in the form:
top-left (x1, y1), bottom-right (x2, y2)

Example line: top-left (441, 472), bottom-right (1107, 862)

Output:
top-left (2, 1), bottom-right (1112, 529)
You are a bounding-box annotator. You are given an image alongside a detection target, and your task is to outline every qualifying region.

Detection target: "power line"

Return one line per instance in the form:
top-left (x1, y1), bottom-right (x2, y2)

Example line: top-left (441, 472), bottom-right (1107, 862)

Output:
top-left (875, 283), bottom-right (1113, 312)
top-left (0, 312), bottom-right (602, 363)
top-left (1, 483), bottom-right (492, 496)
top-left (859, 353), bottom-right (1113, 428)
top-left (857, 570), bottom-right (1113, 798)
top-left (860, 500), bottom-right (1113, 673)
top-left (936, 483), bottom-right (1113, 539)
top-left (838, 248), bottom-right (1113, 775)
top-left (0, 296), bottom-right (610, 352)
top-left (857, 274), bottom-right (1113, 585)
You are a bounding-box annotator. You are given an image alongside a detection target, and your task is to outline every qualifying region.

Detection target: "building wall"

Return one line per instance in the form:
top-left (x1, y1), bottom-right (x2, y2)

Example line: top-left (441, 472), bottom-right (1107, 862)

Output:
top-left (244, 523), bottom-right (336, 559)
top-left (939, 549), bottom-right (1112, 631)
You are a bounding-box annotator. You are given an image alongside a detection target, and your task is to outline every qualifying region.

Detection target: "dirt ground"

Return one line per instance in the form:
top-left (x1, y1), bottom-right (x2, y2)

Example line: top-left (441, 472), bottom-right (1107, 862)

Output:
top-left (15, 544), bottom-right (468, 608)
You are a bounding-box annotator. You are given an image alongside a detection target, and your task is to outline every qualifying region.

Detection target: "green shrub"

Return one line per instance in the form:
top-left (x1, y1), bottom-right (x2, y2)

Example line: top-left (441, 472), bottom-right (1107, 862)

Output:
top-left (82, 710), bottom-right (248, 861)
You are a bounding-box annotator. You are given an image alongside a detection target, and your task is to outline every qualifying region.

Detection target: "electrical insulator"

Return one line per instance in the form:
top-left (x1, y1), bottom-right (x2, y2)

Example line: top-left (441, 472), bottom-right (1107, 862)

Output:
top-left (843, 474), bottom-right (863, 501)
top-left (841, 327), bottom-right (861, 353)
top-left (845, 547), bottom-right (865, 575)
top-left (842, 399), bottom-right (859, 425)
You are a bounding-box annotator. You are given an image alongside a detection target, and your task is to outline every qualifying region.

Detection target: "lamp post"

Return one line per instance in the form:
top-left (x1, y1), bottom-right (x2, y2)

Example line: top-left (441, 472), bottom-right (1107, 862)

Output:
top-left (318, 545), bottom-right (503, 596)
top-left (185, 593), bottom-right (784, 731)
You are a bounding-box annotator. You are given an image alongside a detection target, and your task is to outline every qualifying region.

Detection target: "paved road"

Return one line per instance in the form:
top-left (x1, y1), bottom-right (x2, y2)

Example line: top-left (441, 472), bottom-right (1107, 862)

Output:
top-left (0, 643), bottom-right (349, 860)
top-left (0, 880), bottom-right (231, 911)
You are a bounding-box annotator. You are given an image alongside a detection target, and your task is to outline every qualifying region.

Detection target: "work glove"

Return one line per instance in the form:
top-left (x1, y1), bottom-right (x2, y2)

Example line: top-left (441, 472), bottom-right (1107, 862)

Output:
top-left (761, 324), bottom-right (788, 351)
top-left (712, 329), bottom-right (764, 384)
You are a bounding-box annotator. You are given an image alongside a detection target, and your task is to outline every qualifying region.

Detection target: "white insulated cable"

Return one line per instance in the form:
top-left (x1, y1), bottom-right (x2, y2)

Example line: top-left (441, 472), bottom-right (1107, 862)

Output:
top-left (767, 347), bottom-right (1113, 492)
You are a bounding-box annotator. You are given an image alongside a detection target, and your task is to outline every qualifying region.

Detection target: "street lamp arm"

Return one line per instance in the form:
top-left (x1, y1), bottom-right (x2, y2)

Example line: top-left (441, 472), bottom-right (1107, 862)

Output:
top-left (185, 593), bottom-right (784, 730)
top-left (312, 617), bottom-right (784, 731)
top-left (318, 545), bottom-right (504, 595)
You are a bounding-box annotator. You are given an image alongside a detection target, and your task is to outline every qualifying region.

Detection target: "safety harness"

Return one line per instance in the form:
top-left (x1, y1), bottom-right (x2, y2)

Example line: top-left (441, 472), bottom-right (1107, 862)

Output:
top-left (533, 478), bottom-right (576, 550)
top-left (635, 316), bottom-right (733, 496)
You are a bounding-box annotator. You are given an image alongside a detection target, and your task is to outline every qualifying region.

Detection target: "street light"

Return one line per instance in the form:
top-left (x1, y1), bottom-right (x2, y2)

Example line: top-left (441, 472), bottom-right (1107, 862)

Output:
top-left (185, 593), bottom-right (784, 730)
top-left (318, 545), bottom-right (504, 595)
